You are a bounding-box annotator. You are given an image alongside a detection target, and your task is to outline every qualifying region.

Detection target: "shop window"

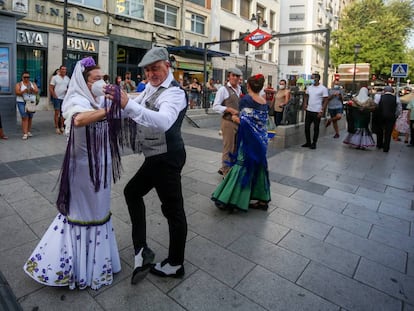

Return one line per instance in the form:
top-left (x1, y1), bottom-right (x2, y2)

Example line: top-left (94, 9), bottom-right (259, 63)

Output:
top-left (70, 0), bottom-right (103, 9)
top-left (190, 13), bottom-right (205, 35)
top-left (155, 1), bottom-right (178, 27)
top-left (116, 0), bottom-right (144, 18)
top-left (66, 52), bottom-right (98, 76)
top-left (16, 46), bottom-right (47, 96)
top-left (221, 0), bottom-right (232, 12)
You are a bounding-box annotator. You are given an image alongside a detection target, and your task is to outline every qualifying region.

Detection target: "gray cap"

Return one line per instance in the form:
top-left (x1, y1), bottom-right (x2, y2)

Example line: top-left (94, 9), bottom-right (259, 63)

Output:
top-left (228, 67), bottom-right (243, 76)
top-left (384, 85), bottom-right (394, 93)
top-left (138, 47), bottom-right (169, 67)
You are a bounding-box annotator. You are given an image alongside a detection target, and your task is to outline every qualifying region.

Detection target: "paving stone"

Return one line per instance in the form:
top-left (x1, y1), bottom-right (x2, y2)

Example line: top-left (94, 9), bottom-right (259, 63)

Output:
top-left (0, 214), bottom-right (37, 251)
top-left (337, 174), bottom-right (387, 193)
top-left (292, 189), bottom-right (347, 214)
top-left (369, 225), bottom-right (414, 253)
top-left (379, 202), bottom-right (414, 221)
top-left (0, 180), bottom-right (39, 204)
top-left (343, 204), bottom-right (411, 235)
top-left (169, 270), bottom-right (266, 311)
top-left (405, 303), bottom-right (414, 311)
top-left (10, 194), bottom-right (56, 224)
top-left (278, 175), bottom-right (329, 195)
top-left (229, 234), bottom-right (309, 282)
top-left (269, 181), bottom-right (298, 197)
top-left (268, 208), bottom-right (332, 240)
top-left (268, 192), bottom-right (312, 215)
top-left (324, 188), bottom-right (380, 211)
top-left (297, 261), bottom-right (402, 311)
top-left (306, 205), bottom-right (371, 237)
top-left (95, 277), bottom-right (184, 311)
top-left (354, 257), bottom-right (414, 305)
top-left (356, 186), bottom-right (412, 209)
top-left (309, 175), bottom-right (359, 194)
top-left (181, 176), bottom-right (217, 198)
top-left (185, 235), bottom-right (255, 287)
top-left (236, 265), bottom-right (339, 311)
top-left (0, 196), bottom-right (15, 219)
top-left (385, 186), bottom-right (414, 201)
top-left (326, 227), bottom-right (406, 273)
top-left (407, 253), bottom-right (414, 278)
top-left (279, 230), bottom-right (360, 277)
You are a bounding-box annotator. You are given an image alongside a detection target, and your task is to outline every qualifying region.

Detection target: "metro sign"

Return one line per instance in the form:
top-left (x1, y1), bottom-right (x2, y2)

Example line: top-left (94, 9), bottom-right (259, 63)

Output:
top-left (243, 28), bottom-right (273, 47)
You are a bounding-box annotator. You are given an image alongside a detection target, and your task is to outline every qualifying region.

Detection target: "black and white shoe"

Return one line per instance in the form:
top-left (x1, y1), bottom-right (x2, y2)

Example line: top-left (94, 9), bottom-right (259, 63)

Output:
top-left (131, 247), bottom-right (155, 284)
top-left (150, 259), bottom-right (185, 278)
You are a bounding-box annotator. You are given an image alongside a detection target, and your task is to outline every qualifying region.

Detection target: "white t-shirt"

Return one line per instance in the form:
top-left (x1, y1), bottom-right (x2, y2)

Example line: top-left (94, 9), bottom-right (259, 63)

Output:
top-left (50, 75), bottom-right (70, 99)
top-left (306, 84), bottom-right (328, 112)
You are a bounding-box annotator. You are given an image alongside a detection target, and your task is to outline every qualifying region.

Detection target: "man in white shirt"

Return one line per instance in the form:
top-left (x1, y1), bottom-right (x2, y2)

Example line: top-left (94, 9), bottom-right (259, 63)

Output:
top-left (302, 73), bottom-right (329, 149)
top-left (50, 65), bottom-right (70, 134)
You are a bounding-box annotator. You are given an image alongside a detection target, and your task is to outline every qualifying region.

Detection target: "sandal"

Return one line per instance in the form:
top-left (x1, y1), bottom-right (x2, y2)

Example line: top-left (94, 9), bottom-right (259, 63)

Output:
top-left (249, 201), bottom-right (269, 211)
top-left (0, 135), bottom-right (8, 140)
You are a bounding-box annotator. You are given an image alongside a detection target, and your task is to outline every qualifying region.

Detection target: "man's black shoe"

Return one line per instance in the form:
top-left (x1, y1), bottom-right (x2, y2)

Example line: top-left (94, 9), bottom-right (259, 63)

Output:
top-left (217, 169), bottom-right (224, 175)
top-left (310, 143), bottom-right (316, 149)
top-left (150, 259), bottom-right (185, 278)
top-left (301, 143), bottom-right (311, 148)
top-left (131, 247), bottom-right (155, 284)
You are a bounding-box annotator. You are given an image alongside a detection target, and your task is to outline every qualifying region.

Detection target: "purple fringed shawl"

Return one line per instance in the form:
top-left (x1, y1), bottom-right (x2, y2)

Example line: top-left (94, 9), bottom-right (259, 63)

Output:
top-left (56, 85), bottom-right (123, 215)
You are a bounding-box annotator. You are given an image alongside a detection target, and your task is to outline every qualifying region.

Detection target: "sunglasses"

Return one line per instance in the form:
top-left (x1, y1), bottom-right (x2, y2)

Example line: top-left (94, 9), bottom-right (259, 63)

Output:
top-left (23, 76), bottom-right (30, 78)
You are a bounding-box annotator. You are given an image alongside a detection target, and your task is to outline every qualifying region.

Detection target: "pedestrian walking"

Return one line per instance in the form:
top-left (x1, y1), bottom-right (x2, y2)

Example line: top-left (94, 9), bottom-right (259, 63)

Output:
top-left (325, 79), bottom-right (343, 138)
top-left (376, 85), bottom-right (399, 152)
top-left (50, 65), bottom-right (70, 134)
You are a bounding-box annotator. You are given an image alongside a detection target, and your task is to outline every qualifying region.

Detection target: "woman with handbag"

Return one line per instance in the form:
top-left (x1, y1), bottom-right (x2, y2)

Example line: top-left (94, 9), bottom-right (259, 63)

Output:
top-left (15, 71), bottom-right (38, 140)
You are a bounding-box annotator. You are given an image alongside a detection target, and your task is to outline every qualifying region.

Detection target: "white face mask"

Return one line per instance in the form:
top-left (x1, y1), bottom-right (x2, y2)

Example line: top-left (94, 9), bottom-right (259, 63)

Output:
top-left (91, 79), bottom-right (107, 97)
top-left (279, 85), bottom-right (286, 90)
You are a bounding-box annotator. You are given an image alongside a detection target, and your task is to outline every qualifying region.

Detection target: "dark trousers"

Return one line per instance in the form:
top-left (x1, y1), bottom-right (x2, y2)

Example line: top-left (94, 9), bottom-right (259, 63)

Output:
top-left (304, 111), bottom-right (321, 144)
top-left (410, 120), bottom-right (414, 145)
top-left (376, 119), bottom-right (395, 151)
top-left (124, 149), bottom-right (187, 265)
top-left (274, 111), bottom-right (283, 126)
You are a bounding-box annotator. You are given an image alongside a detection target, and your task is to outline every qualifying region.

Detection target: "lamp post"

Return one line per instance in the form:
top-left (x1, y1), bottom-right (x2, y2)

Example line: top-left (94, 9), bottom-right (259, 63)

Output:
top-left (62, 0), bottom-right (68, 66)
top-left (352, 43), bottom-right (361, 94)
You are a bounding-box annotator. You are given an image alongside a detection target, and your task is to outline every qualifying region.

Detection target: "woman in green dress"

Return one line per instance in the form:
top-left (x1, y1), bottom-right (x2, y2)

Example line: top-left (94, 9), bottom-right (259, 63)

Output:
top-left (211, 74), bottom-right (271, 212)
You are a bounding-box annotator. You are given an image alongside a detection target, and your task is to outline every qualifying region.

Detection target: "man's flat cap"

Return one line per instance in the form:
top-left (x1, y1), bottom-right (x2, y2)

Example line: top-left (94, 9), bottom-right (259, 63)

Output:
top-left (138, 47), bottom-right (169, 67)
top-left (228, 67), bottom-right (243, 76)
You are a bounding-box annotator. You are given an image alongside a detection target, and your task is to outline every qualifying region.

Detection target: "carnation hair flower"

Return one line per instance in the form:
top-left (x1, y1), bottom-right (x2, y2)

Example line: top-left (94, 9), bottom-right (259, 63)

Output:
top-left (254, 74), bottom-right (264, 80)
top-left (80, 57), bottom-right (96, 69)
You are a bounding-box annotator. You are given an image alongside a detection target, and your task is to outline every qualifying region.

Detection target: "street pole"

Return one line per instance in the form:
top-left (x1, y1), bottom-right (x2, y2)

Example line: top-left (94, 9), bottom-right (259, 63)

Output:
top-left (352, 43), bottom-right (361, 95)
top-left (62, 0), bottom-right (68, 67)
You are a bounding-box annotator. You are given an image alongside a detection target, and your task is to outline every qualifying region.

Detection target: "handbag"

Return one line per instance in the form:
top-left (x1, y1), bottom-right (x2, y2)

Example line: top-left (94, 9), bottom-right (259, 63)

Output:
top-left (24, 94), bottom-right (37, 113)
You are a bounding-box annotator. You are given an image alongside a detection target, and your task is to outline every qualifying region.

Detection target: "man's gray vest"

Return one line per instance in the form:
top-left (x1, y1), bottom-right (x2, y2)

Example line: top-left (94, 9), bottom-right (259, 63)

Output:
top-left (130, 80), bottom-right (188, 157)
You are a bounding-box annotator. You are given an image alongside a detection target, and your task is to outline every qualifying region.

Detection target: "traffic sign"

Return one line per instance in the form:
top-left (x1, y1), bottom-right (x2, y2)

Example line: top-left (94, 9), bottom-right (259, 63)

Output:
top-left (391, 63), bottom-right (408, 78)
top-left (243, 29), bottom-right (272, 47)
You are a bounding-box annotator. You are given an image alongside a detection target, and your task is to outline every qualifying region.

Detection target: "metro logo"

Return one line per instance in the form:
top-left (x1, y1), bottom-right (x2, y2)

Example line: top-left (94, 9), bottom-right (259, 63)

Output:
top-left (243, 29), bottom-right (272, 47)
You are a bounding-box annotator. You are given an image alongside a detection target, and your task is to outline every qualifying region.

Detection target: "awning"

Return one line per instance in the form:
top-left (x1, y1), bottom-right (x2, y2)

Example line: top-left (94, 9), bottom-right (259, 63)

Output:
top-left (166, 46), bottom-right (230, 58)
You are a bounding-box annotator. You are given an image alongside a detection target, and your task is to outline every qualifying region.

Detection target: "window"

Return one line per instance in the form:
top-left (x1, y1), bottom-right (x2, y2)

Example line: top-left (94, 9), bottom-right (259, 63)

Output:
top-left (289, 13), bottom-right (304, 21)
top-left (188, 0), bottom-right (205, 6)
top-left (240, 0), bottom-right (250, 19)
top-left (239, 32), bottom-right (248, 55)
top-left (221, 0), bottom-right (232, 12)
top-left (288, 50), bottom-right (303, 66)
top-left (116, 0), bottom-right (144, 18)
top-left (155, 1), bottom-right (178, 27)
top-left (70, 0), bottom-right (103, 9)
top-left (255, 44), bottom-right (264, 60)
top-left (220, 27), bottom-right (232, 52)
top-left (269, 10), bottom-right (275, 29)
top-left (289, 4), bottom-right (305, 21)
top-left (17, 46), bottom-right (47, 96)
top-left (269, 42), bottom-right (274, 62)
top-left (190, 13), bottom-right (205, 34)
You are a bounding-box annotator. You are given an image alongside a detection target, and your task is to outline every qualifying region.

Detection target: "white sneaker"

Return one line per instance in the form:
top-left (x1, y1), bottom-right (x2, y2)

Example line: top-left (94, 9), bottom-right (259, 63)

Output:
top-left (150, 259), bottom-right (184, 278)
top-left (27, 132), bottom-right (33, 137)
top-left (22, 134), bottom-right (28, 140)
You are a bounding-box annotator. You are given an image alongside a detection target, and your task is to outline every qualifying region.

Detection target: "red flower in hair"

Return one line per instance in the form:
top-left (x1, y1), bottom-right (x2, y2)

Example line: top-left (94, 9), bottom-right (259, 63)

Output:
top-left (254, 74), bottom-right (264, 80)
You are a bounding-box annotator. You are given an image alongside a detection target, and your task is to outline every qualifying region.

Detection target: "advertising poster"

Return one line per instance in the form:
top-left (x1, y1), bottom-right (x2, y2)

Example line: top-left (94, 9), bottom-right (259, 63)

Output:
top-left (0, 47), bottom-right (10, 93)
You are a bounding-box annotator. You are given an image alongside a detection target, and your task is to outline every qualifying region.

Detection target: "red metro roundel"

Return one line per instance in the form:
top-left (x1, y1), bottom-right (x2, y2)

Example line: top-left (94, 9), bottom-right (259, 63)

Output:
top-left (243, 29), bottom-right (273, 47)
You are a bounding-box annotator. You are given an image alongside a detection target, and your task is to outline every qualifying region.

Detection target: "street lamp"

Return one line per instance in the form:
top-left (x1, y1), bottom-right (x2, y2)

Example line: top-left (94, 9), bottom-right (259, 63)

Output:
top-left (352, 43), bottom-right (361, 94)
top-left (251, 11), bottom-right (267, 28)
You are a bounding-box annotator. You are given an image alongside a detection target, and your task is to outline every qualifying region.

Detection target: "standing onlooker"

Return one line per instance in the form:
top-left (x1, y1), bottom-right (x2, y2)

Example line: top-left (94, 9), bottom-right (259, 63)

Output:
top-left (120, 71), bottom-right (136, 93)
top-left (274, 79), bottom-right (290, 126)
top-left (114, 75), bottom-right (122, 87)
top-left (213, 68), bottom-right (242, 176)
top-left (206, 78), bottom-right (218, 106)
top-left (50, 65), bottom-right (70, 134)
top-left (343, 87), bottom-right (376, 149)
top-left (263, 82), bottom-right (275, 119)
top-left (214, 79), bottom-right (223, 90)
top-left (212, 74), bottom-right (271, 211)
top-left (325, 79), bottom-right (344, 138)
top-left (136, 76), bottom-right (148, 92)
top-left (0, 113), bottom-right (8, 139)
top-left (15, 71), bottom-right (39, 140)
top-left (302, 73), bottom-right (328, 149)
top-left (188, 78), bottom-right (201, 109)
top-left (377, 86), bottom-right (398, 152)
top-left (407, 90), bottom-right (414, 147)
top-left (23, 57), bottom-right (122, 290)
top-left (118, 47), bottom-right (188, 282)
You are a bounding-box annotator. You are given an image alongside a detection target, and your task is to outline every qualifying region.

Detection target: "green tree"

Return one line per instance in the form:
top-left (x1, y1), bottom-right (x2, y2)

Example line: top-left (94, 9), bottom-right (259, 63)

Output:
top-left (331, 0), bottom-right (414, 80)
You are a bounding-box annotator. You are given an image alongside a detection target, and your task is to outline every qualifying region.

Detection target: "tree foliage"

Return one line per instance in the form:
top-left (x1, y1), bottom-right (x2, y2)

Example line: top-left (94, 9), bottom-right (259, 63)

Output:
top-left (330, 0), bottom-right (414, 80)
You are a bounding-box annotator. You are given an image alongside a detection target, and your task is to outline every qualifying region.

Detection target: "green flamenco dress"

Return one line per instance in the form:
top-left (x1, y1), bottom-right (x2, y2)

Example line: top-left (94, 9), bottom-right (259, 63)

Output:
top-left (212, 98), bottom-right (271, 211)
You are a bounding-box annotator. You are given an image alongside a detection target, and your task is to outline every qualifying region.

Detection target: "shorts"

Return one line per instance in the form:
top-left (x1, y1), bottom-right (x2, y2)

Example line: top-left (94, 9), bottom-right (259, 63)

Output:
top-left (52, 98), bottom-right (63, 110)
top-left (17, 101), bottom-right (34, 118)
top-left (328, 107), bottom-right (343, 118)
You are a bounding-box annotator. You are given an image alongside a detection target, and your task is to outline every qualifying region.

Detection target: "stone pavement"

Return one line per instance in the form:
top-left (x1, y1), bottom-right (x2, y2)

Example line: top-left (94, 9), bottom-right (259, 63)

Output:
top-left (0, 110), bottom-right (413, 311)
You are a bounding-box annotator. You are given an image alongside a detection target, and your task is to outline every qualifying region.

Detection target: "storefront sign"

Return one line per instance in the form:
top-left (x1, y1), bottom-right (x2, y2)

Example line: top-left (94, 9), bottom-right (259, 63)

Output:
top-left (17, 30), bottom-right (48, 47)
top-left (67, 37), bottom-right (98, 53)
top-left (35, 4), bottom-right (85, 22)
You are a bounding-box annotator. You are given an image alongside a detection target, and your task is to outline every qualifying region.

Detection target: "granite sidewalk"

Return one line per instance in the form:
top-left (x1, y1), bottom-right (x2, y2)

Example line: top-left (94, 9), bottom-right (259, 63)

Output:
top-left (0, 110), bottom-right (413, 311)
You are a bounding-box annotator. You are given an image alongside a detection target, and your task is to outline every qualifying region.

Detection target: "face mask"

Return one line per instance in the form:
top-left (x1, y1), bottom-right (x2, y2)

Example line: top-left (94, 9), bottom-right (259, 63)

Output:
top-left (333, 85), bottom-right (340, 89)
top-left (310, 79), bottom-right (315, 85)
top-left (91, 79), bottom-right (107, 97)
top-left (279, 85), bottom-right (285, 90)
